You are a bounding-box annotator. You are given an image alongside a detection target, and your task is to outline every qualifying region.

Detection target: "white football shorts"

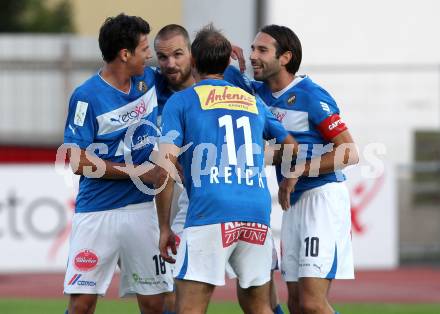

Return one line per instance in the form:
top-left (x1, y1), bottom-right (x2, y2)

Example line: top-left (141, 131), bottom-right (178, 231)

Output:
top-left (173, 222), bottom-right (273, 289)
top-left (171, 190), bottom-right (279, 279)
top-left (280, 182), bottom-right (354, 282)
top-left (64, 202), bottom-right (174, 296)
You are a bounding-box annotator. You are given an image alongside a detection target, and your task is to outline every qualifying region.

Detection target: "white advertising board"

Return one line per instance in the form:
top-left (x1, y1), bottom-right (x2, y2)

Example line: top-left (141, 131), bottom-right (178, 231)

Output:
top-left (0, 165), bottom-right (76, 272)
top-left (0, 163), bottom-right (396, 272)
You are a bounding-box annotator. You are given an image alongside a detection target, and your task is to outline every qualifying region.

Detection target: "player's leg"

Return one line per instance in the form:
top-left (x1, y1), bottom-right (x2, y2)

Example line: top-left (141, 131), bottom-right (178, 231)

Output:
top-left (236, 282), bottom-right (272, 314)
top-left (163, 291), bottom-right (176, 313)
top-left (280, 198), bottom-right (302, 314)
top-left (118, 205), bottom-right (174, 314)
top-left (68, 294), bottom-right (97, 314)
top-left (173, 224), bottom-right (231, 313)
top-left (64, 211), bottom-right (121, 314)
top-left (135, 294), bottom-right (166, 314)
top-left (298, 278), bottom-right (333, 314)
top-left (175, 279), bottom-right (215, 314)
top-left (237, 266), bottom-right (284, 313)
top-left (268, 237), bottom-right (284, 314)
top-left (285, 281), bottom-right (300, 314)
top-left (231, 224), bottom-right (273, 314)
top-left (269, 271), bottom-right (284, 314)
top-left (293, 183), bottom-right (354, 314)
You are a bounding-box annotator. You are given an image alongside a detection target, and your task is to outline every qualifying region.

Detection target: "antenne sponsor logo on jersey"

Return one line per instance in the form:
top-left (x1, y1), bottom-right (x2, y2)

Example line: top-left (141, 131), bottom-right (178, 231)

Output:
top-left (74, 249), bottom-right (99, 272)
top-left (96, 86), bottom-right (158, 135)
top-left (195, 85), bottom-right (258, 114)
top-left (221, 222), bottom-right (268, 247)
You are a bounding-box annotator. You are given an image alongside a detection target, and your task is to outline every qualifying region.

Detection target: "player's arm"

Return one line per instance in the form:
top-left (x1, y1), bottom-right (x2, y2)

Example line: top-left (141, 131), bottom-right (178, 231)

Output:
top-left (155, 143), bottom-right (181, 263)
top-left (285, 95), bottom-right (359, 177)
top-left (294, 129), bottom-right (359, 177)
top-left (67, 147), bottom-right (165, 185)
top-left (230, 44), bottom-right (246, 73)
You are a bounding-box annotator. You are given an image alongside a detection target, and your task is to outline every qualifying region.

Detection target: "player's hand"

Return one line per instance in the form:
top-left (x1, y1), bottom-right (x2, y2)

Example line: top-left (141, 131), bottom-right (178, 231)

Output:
top-left (159, 227), bottom-right (177, 263)
top-left (278, 177), bottom-right (298, 210)
top-left (231, 44), bottom-right (246, 73)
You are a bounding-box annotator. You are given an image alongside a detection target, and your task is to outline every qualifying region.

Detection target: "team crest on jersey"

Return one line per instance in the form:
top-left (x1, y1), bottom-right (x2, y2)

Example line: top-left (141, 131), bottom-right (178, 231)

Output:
top-left (137, 81), bottom-right (147, 93)
top-left (287, 93), bottom-right (296, 105)
top-left (195, 85), bottom-right (258, 114)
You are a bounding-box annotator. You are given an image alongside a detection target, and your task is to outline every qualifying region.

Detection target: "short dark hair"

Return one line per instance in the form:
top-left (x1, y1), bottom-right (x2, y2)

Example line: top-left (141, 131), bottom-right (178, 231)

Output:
top-left (98, 13), bottom-right (150, 63)
top-left (154, 24), bottom-right (190, 49)
top-left (191, 24), bottom-right (231, 75)
top-left (260, 24), bottom-right (302, 74)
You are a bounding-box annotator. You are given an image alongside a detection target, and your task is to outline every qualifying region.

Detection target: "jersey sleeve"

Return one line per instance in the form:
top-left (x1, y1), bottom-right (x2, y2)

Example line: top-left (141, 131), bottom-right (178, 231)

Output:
top-left (308, 89), bottom-right (348, 141)
top-left (224, 65), bottom-right (256, 95)
top-left (63, 90), bottom-right (97, 149)
top-left (160, 92), bottom-right (185, 147)
top-left (262, 101), bottom-right (289, 143)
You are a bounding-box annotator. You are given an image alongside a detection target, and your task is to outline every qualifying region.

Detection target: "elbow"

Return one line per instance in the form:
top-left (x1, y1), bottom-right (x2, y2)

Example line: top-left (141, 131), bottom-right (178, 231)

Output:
top-left (346, 147), bottom-right (360, 167)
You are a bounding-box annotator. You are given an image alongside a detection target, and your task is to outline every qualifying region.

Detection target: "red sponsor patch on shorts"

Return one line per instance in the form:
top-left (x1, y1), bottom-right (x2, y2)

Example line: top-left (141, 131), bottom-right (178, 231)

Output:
top-left (221, 222), bottom-right (268, 248)
top-left (74, 249), bottom-right (99, 272)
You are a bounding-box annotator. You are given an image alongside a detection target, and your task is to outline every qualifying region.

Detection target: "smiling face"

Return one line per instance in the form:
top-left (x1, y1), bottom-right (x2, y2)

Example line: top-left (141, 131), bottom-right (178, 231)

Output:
top-left (127, 34), bottom-right (152, 76)
top-left (250, 32), bottom-right (283, 82)
top-left (155, 34), bottom-right (193, 90)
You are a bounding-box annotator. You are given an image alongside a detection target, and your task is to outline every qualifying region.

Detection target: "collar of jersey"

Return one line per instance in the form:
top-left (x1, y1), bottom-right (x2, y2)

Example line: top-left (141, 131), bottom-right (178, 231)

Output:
top-left (272, 75), bottom-right (307, 99)
top-left (97, 71), bottom-right (132, 95)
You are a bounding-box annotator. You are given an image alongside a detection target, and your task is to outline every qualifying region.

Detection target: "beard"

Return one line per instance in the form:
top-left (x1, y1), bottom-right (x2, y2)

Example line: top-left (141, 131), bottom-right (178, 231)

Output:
top-left (165, 67), bottom-right (192, 89)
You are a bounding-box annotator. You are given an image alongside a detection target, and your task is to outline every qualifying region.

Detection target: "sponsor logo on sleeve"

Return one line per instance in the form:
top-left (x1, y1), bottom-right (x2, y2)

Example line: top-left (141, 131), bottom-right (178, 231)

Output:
top-left (74, 101), bottom-right (88, 126)
top-left (73, 249), bottom-right (99, 272)
top-left (195, 85), bottom-right (258, 114)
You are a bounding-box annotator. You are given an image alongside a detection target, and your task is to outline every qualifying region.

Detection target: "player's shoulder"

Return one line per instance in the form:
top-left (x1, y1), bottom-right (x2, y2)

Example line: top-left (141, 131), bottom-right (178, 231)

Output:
top-left (132, 66), bottom-right (158, 92)
top-left (164, 85), bottom-right (192, 110)
top-left (295, 76), bottom-right (338, 109)
top-left (69, 73), bottom-right (101, 104)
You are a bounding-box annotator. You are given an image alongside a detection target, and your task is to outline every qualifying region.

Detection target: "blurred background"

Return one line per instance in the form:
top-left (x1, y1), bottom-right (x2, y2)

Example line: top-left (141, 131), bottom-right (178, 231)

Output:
top-left (0, 0), bottom-right (439, 308)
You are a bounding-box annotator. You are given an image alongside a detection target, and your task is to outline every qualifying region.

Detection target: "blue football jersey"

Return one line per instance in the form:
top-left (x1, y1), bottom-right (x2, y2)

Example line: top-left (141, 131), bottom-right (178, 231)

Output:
top-left (254, 77), bottom-right (347, 203)
top-left (224, 67), bottom-right (348, 204)
top-left (155, 65), bottom-right (255, 126)
top-left (160, 79), bottom-right (288, 227)
top-left (64, 67), bottom-right (160, 212)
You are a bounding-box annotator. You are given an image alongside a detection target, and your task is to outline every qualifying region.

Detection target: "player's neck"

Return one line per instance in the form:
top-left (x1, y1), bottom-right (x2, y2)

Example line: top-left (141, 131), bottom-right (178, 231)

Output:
top-left (266, 71), bottom-right (295, 93)
top-left (196, 72), bottom-right (224, 82)
top-left (100, 63), bottom-right (132, 93)
top-left (172, 75), bottom-right (196, 91)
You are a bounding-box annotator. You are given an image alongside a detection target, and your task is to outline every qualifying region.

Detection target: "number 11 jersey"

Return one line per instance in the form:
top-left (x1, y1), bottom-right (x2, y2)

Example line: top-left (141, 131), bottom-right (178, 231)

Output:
top-left (161, 79), bottom-right (288, 228)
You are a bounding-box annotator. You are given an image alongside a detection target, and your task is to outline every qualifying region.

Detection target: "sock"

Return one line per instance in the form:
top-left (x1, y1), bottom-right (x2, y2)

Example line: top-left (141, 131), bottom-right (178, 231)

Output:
top-left (273, 304), bottom-right (284, 314)
top-left (335, 312), bottom-right (340, 314)
top-left (64, 311), bottom-right (68, 314)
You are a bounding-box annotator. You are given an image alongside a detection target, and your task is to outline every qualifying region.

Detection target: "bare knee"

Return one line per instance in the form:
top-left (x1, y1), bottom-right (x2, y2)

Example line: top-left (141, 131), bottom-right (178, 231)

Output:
top-left (68, 295), bottom-right (97, 314)
top-left (137, 294), bottom-right (164, 314)
top-left (299, 297), bottom-right (328, 314)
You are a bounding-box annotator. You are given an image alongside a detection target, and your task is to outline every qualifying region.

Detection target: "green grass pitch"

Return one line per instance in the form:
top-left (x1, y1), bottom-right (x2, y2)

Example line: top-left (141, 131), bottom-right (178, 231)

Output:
top-left (1, 299), bottom-right (440, 314)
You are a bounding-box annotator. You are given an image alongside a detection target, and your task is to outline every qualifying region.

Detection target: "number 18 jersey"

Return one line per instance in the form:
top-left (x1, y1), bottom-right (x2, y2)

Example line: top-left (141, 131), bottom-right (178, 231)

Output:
top-left (161, 79), bottom-right (288, 228)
